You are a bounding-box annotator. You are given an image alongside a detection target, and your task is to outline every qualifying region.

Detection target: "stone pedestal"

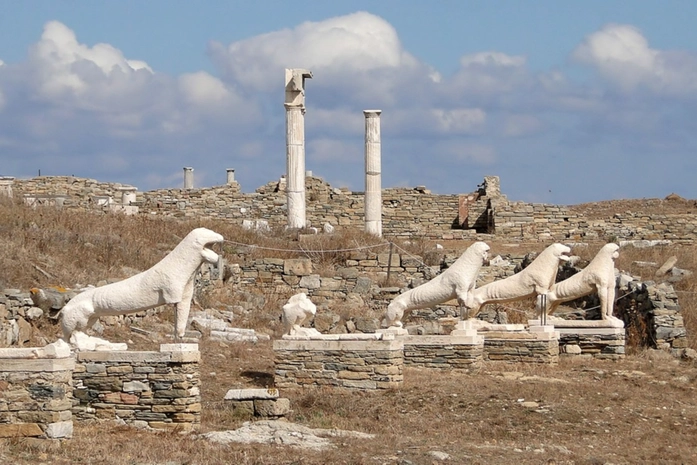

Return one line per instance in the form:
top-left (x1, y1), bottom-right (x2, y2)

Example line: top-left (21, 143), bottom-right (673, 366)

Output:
top-left (529, 319), bottom-right (625, 359)
top-left (451, 319), bottom-right (525, 335)
top-left (274, 335), bottom-right (403, 390)
top-left (72, 343), bottom-right (201, 432)
top-left (223, 388), bottom-right (291, 418)
top-left (0, 345), bottom-right (75, 439)
top-left (403, 335), bottom-right (483, 369)
top-left (376, 327), bottom-right (409, 337)
top-left (482, 329), bottom-right (559, 364)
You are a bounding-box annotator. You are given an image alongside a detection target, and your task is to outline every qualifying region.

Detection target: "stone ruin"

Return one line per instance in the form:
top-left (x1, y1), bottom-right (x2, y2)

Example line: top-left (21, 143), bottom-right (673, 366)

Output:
top-left (1, 69), bottom-right (695, 443)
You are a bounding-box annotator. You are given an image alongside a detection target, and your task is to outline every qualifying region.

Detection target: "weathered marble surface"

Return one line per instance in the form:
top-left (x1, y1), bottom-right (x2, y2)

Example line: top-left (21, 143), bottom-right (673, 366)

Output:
top-left (60, 227), bottom-right (224, 341)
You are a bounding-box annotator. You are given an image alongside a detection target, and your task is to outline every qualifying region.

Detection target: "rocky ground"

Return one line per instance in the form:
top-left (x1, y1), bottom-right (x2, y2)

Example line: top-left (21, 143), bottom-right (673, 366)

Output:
top-left (3, 331), bottom-right (697, 465)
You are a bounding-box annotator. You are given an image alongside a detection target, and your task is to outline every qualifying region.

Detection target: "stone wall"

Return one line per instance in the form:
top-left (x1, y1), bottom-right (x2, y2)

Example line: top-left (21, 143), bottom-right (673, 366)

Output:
top-left (273, 337), bottom-right (404, 389)
top-left (615, 279), bottom-right (687, 355)
top-left (482, 331), bottom-right (560, 364)
top-left (12, 174), bottom-right (697, 242)
top-left (0, 349), bottom-right (74, 439)
top-left (402, 336), bottom-right (482, 369)
top-left (0, 289), bottom-right (39, 347)
top-left (557, 327), bottom-right (626, 360)
top-left (72, 343), bottom-right (201, 432)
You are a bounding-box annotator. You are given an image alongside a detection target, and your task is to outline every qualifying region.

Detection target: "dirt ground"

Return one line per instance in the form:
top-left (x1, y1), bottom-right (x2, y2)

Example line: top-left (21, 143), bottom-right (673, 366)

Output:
top-left (3, 333), bottom-right (697, 465)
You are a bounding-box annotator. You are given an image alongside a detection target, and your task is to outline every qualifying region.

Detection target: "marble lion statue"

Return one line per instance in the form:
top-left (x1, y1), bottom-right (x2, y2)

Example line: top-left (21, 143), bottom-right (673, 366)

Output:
top-left (382, 241), bottom-right (490, 328)
top-left (281, 292), bottom-right (319, 336)
top-left (465, 243), bottom-right (571, 316)
top-left (60, 227), bottom-right (224, 342)
top-left (541, 243), bottom-right (620, 321)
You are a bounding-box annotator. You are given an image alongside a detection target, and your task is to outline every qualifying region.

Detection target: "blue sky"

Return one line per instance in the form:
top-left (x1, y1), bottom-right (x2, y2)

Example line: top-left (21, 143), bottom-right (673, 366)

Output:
top-left (1, 1), bottom-right (696, 204)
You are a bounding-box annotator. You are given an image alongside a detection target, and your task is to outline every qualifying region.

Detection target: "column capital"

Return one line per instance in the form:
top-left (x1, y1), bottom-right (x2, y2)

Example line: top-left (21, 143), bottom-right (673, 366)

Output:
top-left (363, 109), bottom-right (382, 117)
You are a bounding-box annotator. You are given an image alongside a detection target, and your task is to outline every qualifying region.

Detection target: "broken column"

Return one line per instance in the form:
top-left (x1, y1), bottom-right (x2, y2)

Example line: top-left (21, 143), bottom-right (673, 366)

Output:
top-left (183, 167), bottom-right (194, 189)
top-left (226, 169), bottom-right (236, 185)
top-left (284, 68), bottom-right (312, 229)
top-left (118, 187), bottom-right (137, 206)
top-left (364, 110), bottom-right (382, 236)
top-left (0, 176), bottom-right (14, 198)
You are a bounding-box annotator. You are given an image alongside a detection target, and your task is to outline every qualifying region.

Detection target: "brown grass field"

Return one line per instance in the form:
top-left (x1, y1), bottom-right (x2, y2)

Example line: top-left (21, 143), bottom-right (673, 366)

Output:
top-left (2, 198), bottom-right (697, 464)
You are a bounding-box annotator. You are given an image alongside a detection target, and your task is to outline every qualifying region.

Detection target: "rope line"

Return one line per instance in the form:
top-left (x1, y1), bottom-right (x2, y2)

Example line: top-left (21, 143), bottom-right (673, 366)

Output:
top-left (389, 242), bottom-right (436, 270)
top-left (221, 239), bottom-right (390, 253)
top-left (489, 289), bottom-right (638, 315)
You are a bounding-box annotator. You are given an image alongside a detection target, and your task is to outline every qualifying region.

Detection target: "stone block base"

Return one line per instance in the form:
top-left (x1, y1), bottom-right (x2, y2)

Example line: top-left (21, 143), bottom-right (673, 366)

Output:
top-left (0, 348), bottom-right (75, 439)
top-left (403, 335), bottom-right (483, 369)
top-left (483, 330), bottom-right (559, 364)
top-left (529, 320), bottom-right (626, 359)
top-left (273, 339), bottom-right (403, 390)
top-left (72, 343), bottom-right (201, 432)
top-left (224, 388), bottom-right (291, 418)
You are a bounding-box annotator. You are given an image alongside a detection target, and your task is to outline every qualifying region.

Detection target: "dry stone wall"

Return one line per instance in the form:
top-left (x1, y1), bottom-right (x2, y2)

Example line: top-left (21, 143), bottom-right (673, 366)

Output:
top-left (403, 336), bottom-right (482, 369)
top-left (0, 351), bottom-right (74, 439)
top-left (72, 344), bottom-right (201, 432)
top-left (12, 174), bottom-right (697, 242)
top-left (273, 338), bottom-right (403, 390)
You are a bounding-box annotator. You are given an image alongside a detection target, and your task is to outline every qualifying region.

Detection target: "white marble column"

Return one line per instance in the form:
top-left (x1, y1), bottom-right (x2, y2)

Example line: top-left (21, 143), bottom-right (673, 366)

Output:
top-left (364, 110), bottom-right (382, 236)
top-left (285, 104), bottom-right (306, 228)
top-left (226, 169), bottom-right (236, 185)
top-left (284, 68), bottom-right (312, 229)
top-left (183, 167), bottom-right (194, 189)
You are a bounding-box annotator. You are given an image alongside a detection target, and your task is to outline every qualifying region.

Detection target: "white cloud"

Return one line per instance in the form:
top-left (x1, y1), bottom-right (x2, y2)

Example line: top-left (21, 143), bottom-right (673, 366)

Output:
top-left (431, 108), bottom-right (486, 134)
top-left (436, 141), bottom-right (497, 165)
top-left (28, 21), bottom-right (154, 99)
top-left (307, 138), bottom-right (360, 163)
top-left (460, 52), bottom-right (526, 68)
top-left (501, 114), bottom-right (544, 137)
top-left (178, 71), bottom-right (239, 108)
top-left (573, 23), bottom-right (697, 94)
top-left (208, 11), bottom-right (422, 92)
top-left (309, 108), bottom-right (364, 136)
top-left (449, 51), bottom-right (530, 95)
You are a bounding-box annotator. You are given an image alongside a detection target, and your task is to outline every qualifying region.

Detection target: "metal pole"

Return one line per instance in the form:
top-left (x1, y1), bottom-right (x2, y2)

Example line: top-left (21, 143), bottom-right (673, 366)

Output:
top-left (386, 242), bottom-right (394, 284)
top-left (540, 294), bottom-right (547, 326)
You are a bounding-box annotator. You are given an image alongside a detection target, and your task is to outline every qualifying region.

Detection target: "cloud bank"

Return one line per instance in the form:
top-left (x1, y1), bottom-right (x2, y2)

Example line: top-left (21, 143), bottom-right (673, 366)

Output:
top-left (1, 14), bottom-right (696, 204)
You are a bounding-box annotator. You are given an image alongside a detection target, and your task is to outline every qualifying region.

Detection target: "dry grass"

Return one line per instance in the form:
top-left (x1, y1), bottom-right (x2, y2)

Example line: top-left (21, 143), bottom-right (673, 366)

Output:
top-left (3, 198), bottom-right (697, 463)
top-left (3, 339), bottom-right (697, 464)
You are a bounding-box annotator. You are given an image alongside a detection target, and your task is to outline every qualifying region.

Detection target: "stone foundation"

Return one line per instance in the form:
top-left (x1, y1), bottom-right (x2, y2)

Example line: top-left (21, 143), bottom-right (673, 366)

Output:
top-left (72, 343), bottom-right (201, 432)
top-left (0, 347), bottom-right (74, 439)
top-left (224, 388), bottom-right (291, 418)
top-left (529, 320), bottom-right (625, 359)
top-left (403, 335), bottom-right (483, 369)
top-left (273, 336), bottom-right (403, 389)
top-left (482, 328), bottom-right (560, 364)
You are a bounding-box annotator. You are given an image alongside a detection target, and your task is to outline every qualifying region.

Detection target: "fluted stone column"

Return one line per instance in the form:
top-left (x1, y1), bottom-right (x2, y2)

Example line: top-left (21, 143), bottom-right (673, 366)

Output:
top-left (183, 167), bottom-right (194, 189)
top-left (285, 103), bottom-right (306, 228)
top-left (364, 110), bottom-right (382, 236)
top-left (226, 169), bottom-right (236, 185)
top-left (284, 68), bottom-right (312, 229)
